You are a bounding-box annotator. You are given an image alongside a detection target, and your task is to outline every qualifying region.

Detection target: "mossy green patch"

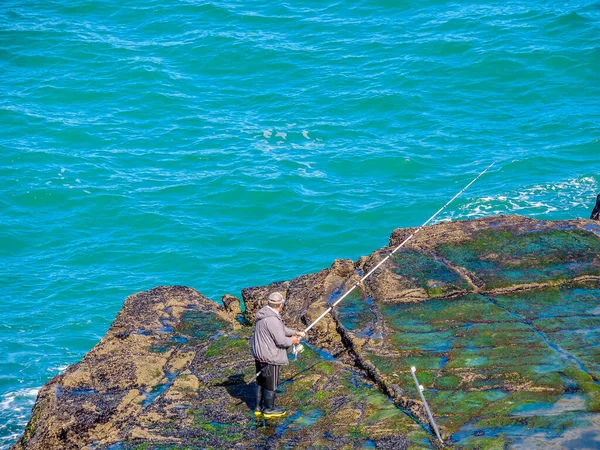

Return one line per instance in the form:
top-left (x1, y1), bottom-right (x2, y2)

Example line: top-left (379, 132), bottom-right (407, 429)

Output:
top-left (492, 285), bottom-right (600, 320)
top-left (204, 337), bottom-right (248, 358)
top-left (563, 367), bottom-right (600, 412)
top-left (20, 403), bottom-right (40, 445)
top-left (534, 316), bottom-right (600, 333)
top-left (453, 435), bottom-right (507, 449)
top-left (389, 329), bottom-right (454, 353)
top-left (348, 424), bottom-right (367, 441)
top-left (546, 330), bottom-right (600, 378)
top-left (316, 361), bottom-right (335, 376)
top-left (336, 291), bottom-right (376, 334)
top-left (190, 417), bottom-right (245, 443)
top-left (392, 248), bottom-right (470, 295)
top-left (175, 310), bottom-right (231, 342)
top-left (474, 414), bottom-right (574, 434)
top-left (432, 390), bottom-right (508, 419)
top-left (133, 443), bottom-right (150, 450)
top-left (483, 391), bottom-right (562, 416)
top-left (459, 322), bottom-right (543, 348)
top-left (364, 353), bottom-right (444, 379)
top-left (380, 295), bottom-right (514, 332)
top-left (435, 374), bottom-right (461, 390)
top-left (313, 390), bottom-right (335, 403)
top-left (447, 344), bottom-right (556, 371)
top-left (437, 229), bottom-right (600, 288)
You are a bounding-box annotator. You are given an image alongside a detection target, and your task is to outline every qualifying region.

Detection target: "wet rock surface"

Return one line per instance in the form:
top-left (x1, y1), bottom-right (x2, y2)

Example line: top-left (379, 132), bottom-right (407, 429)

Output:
top-left (14, 216), bottom-right (600, 449)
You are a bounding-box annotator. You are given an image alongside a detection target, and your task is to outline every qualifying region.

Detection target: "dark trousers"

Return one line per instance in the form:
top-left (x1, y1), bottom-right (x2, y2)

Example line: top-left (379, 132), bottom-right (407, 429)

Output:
top-left (255, 360), bottom-right (281, 391)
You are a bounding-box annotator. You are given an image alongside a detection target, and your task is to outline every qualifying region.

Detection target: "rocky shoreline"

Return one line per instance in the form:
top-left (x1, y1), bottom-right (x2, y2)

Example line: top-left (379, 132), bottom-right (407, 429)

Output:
top-left (14, 215), bottom-right (600, 449)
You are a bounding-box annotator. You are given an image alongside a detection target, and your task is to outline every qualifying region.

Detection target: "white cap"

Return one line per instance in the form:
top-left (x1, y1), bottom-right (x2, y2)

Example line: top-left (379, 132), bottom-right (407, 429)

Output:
top-left (268, 292), bottom-right (285, 304)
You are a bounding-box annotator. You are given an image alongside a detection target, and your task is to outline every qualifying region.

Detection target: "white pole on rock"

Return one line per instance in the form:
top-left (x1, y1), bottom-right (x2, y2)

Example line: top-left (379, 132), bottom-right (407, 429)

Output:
top-left (411, 366), bottom-right (444, 444)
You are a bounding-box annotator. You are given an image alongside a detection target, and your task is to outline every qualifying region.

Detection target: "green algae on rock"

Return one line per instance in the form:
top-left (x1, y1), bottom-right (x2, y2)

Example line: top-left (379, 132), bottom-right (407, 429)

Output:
top-left (13, 216), bottom-right (600, 449)
top-left (12, 286), bottom-right (425, 450)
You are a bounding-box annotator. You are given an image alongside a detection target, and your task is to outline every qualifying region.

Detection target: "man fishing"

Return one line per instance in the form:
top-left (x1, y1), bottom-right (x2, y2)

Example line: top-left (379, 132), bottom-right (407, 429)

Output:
top-left (250, 291), bottom-right (304, 418)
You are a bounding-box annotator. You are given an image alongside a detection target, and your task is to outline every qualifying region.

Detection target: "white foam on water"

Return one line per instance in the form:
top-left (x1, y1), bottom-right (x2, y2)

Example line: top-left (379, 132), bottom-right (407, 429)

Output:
top-left (275, 131), bottom-right (287, 139)
top-left (0, 387), bottom-right (41, 409)
top-left (0, 433), bottom-right (21, 450)
top-left (442, 176), bottom-right (599, 222)
top-left (263, 130), bottom-right (272, 139)
top-left (298, 168), bottom-right (326, 178)
top-left (302, 130), bottom-right (309, 139)
top-left (46, 364), bottom-right (69, 374)
top-left (0, 387), bottom-right (41, 448)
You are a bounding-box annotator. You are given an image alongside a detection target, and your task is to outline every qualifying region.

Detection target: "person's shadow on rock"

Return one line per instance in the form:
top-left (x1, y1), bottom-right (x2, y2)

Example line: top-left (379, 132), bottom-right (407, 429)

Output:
top-left (217, 374), bottom-right (254, 411)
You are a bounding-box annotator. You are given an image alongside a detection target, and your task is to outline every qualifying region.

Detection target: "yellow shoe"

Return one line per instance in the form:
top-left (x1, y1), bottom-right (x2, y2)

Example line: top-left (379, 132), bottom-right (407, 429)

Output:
top-left (262, 409), bottom-right (286, 418)
top-left (262, 389), bottom-right (286, 418)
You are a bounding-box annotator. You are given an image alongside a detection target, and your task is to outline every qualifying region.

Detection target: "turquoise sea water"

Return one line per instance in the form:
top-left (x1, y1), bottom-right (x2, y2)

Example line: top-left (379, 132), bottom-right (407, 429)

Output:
top-left (0, 1), bottom-right (598, 446)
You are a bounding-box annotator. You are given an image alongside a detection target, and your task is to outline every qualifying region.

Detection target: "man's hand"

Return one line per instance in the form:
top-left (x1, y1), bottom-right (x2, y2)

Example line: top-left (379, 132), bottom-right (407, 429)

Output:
top-left (291, 336), bottom-right (301, 345)
top-left (296, 331), bottom-right (306, 338)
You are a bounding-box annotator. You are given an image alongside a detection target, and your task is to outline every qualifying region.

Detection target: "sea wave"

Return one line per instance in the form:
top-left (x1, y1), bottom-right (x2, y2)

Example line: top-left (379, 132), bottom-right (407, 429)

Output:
top-left (0, 388), bottom-right (40, 450)
top-left (444, 176), bottom-right (599, 221)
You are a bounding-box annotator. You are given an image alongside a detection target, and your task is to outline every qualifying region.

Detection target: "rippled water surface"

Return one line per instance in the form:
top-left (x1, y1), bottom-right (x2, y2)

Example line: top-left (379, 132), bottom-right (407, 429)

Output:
top-left (1, 0), bottom-right (599, 447)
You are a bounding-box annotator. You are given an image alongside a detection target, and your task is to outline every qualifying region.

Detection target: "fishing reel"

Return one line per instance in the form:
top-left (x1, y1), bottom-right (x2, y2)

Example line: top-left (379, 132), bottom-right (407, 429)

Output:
top-left (292, 343), bottom-right (305, 359)
top-left (292, 330), bottom-right (307, 360)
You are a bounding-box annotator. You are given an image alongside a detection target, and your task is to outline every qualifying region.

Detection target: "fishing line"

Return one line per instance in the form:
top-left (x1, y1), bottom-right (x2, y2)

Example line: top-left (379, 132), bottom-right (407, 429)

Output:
top-left (249, 160), bottom-right (496, 382)
top-left (300, 160), bottom-right (496, 337)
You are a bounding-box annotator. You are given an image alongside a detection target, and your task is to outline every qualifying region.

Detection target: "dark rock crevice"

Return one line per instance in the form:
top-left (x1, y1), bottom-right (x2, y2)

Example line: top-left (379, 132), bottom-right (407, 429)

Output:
top-left (330, 306), bottom-right (430, 424)
top-left (425, 250), bottom-right (484, 293)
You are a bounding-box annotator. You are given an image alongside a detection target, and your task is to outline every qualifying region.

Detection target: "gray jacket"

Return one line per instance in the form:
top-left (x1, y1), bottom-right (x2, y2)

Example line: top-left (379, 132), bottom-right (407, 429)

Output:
top-left (251, 305), bottom-right (296, 366)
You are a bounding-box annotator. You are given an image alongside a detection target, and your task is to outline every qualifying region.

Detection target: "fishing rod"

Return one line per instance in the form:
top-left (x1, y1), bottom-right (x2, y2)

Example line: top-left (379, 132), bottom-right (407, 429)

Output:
top-left (249, 161), bottom-right (496, 382)
top-left (296, 160), bottom-right (496, 347)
